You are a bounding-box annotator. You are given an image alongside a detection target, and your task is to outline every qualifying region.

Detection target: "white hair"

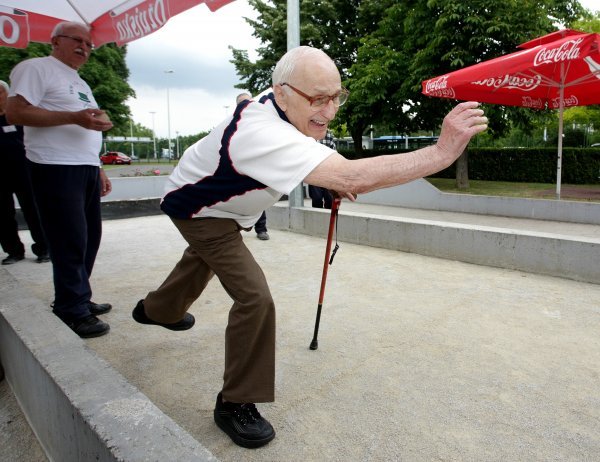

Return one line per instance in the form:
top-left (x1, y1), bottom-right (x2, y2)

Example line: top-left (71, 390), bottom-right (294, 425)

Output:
top-left (51, 21), bottom-right (90, 38)
top-left (0, 80), bottom-right (8, 92)
top-left (236, 92), bottom-right (251, 104)
top-left (272, 46), bottom-right (334, 86)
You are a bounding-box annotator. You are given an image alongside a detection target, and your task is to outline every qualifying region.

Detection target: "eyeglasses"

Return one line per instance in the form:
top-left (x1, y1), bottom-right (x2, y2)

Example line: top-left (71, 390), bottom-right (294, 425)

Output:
top-left (56, 35), bottom-right (94, 50)
top-left (281, 83), bottom-right (349, 109)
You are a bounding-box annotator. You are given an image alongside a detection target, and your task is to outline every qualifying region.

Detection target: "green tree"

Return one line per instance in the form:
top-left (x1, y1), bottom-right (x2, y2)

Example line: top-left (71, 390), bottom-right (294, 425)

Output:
top-left (0, 43), bottom-right (135, 133)
top-left (230, 0), bottom-right (362, 96)
top-left (406, 0), bottom-right (587, 129)
top-left (351, 0), bottom-right (587, 186)
top-left (337, 0), bottom-right (409, 152)
top-left (81, 44), bottom-right (135, 133)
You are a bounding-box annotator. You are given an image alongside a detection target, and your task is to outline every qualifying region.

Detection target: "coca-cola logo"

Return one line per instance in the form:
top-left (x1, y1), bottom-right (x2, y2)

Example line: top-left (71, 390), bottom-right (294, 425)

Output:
top-left (522, 96), bottom-right (543, 109)
top-left (473, 74), bottom-right (542, 92)
top-left (534, 38), bottom-right (583, 67)
top-left (424, 76), bottom-right (456, 98)
top-left (0, 7), bottom-right (29, 49)
top-left (550, 95), bottom-right (579, 108)
top-left (111, 0), bottom-right (170, 45)
top-left (425, 76), bottom-right (449, 93)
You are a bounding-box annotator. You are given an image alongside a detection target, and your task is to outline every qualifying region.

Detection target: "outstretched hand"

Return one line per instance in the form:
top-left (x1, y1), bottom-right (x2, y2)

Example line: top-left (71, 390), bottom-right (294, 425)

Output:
top-left (436, 101), bottom-right (487, 162)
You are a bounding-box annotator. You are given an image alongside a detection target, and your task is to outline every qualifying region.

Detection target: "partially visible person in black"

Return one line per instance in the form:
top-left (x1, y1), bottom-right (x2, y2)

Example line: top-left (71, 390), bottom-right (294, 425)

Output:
top-left (308, 130), bottom-right (335, 209)
top-left (0, 80), bottom-right (49, 265)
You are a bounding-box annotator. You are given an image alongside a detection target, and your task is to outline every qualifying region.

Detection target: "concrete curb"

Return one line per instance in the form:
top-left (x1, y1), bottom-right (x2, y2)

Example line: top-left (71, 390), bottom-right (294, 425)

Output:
top-left (101, 199), bottom-right (162, 221)
top-left (357, 180), bottom-right (600, 225)
top-left (0, 269), bottom-right (217, 462)
top-left (266, 203), bottom-right (600, 284)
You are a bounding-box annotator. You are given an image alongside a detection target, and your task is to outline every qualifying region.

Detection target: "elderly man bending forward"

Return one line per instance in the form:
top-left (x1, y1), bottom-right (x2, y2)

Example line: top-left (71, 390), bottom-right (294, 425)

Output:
top-left (132, 46), bottom-right (488, 448)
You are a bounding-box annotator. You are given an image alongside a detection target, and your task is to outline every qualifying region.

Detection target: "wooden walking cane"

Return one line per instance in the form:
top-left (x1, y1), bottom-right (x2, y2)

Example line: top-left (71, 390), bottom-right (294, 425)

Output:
top-left (309, 197), bottom-right (341, 350)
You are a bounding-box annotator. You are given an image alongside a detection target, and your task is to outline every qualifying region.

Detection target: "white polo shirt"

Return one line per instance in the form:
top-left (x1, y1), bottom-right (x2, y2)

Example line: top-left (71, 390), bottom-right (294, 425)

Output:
top-left (161, 93), bottom-right (334, 228)
top-left (9, 56), bottom-right (102, 165)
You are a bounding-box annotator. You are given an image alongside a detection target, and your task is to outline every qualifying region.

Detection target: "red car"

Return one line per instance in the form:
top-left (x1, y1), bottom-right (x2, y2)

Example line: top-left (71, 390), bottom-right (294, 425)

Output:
top-left (100, 151), bottom-right (131, 165)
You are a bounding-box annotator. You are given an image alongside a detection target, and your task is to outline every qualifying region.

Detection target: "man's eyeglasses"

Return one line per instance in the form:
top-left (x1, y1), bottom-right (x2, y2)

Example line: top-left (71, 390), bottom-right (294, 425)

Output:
top-left (281, 83), bottom-right (349, 110)
top-left (56, 35), bottom-right (94, 50)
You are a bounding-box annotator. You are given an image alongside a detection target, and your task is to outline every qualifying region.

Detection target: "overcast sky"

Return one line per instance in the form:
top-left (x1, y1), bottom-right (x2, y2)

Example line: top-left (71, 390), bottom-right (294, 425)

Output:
top-left (125, 0), bottom-right (600, 138)
top-left (125, 0), bottom-right (259, 138)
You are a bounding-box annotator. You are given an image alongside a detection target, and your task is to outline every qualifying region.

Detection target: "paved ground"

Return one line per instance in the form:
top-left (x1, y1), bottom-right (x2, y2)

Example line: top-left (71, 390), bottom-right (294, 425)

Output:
top-left (2, 213), bottom-right (600, 461)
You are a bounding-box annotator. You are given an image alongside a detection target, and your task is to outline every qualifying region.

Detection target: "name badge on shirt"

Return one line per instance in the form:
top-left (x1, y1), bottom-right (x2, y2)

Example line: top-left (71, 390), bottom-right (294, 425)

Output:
top-left (2, 125), bottom-right (17, 133)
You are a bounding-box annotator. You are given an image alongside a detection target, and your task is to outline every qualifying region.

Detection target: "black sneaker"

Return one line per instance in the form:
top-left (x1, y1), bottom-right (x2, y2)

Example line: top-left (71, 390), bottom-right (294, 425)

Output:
top-left (132, 299), bottom-right (195, 331)
top-left (69, 315), bottom-right (110, 338)
top-left (36, 253), bottom-right (50, 263)
top-left (89, 302), bottom-right (112, 315)
top-left (2, 254), bottom-right (24, 265)
top-left (213, 392), bottom-right (275, 448)
top-left (50, 301), bottom-right (112, 316)
top-left (256, 232), bottom-right (270, 240)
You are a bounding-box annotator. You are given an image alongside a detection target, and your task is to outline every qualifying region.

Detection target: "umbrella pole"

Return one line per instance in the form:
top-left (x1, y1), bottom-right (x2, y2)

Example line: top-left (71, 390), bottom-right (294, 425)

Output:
top-left (556, 74), bottom-right (565, 200)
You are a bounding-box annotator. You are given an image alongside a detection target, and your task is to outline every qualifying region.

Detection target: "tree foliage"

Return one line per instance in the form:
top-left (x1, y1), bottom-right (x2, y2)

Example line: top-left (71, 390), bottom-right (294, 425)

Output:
top-left (354, 0), bottom-right (587, 138)
top-left (230, 0), bottom-right (362, 94)
top-left (231, 0), bottom-right (593, 151)
top-left (0, 43), bottom-right (135, 133)
top-left (81, 44), bottom-right (135, 133)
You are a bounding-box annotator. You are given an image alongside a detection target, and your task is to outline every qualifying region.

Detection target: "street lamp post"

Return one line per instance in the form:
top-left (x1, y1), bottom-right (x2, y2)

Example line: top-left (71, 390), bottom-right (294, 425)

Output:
top-left (176, 131), bottom-right (180, 159)
top-left (164, 69), bottom-right (174, 160)
top-left (129, 118), bottom-right (135, 158)
top-left (287, 0), bottom-right (303, 208)
top-left (149, 111), bottom-right (157, 159)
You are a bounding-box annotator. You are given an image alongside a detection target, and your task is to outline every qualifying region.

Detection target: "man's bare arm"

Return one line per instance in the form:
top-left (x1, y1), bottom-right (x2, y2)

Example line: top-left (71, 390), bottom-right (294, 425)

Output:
top-left (6, 95), bottom-right (113, 131)
top-left (305, 101), bottom-right (487, 196)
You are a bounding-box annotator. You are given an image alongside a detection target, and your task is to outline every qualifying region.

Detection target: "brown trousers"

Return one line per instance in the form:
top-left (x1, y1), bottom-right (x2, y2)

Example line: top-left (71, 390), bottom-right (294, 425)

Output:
top-left (144, 217), bottom-right (275, 403)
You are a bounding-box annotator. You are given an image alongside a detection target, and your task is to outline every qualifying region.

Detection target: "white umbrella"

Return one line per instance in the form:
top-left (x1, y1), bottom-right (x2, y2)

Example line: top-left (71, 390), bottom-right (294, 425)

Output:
top-left (0, 0), bottom-right (235, 48)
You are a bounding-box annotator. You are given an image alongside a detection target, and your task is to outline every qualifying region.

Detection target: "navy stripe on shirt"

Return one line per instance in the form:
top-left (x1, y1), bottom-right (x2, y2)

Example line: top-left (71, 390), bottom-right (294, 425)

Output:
top-left (161, 95), bottom-right (285, 219)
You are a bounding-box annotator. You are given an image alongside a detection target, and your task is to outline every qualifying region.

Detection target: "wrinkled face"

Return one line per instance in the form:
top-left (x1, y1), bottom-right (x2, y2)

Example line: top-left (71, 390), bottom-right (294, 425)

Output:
top-left (274, 54), bottom-right (342, 140)
top-left (51, 24), bottom-right (93, 70)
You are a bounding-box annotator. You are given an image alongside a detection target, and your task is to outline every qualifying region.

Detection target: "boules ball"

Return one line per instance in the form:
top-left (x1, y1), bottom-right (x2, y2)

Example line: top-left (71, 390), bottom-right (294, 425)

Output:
top-left (95, 112), bottom-right (111, 123)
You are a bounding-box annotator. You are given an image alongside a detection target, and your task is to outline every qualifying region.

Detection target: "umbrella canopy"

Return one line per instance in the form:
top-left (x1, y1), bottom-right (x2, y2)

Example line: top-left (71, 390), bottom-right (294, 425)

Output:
top-left (0, 0), bottom-right (235, 49)
top-left (422, 29), bottom-right (600, 198)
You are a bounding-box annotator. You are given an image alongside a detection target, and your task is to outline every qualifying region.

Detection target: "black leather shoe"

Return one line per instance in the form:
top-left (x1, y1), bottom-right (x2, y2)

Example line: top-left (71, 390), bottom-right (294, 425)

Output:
top-left (214, 392), bottom-right (275, 448)
top-left (2, 254), bottom-right (24, 265)
top-left (69, 315), bottom-right (110, 338)
top-left (89, 302), bottom-right (112, 315)
top-left (36, 253), bottom-right (50, 263)
top-left (132, 299), bottom-right (195, 331)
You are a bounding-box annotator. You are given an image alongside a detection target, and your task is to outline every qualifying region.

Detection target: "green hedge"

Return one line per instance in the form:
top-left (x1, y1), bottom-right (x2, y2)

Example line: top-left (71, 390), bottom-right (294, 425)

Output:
top-left (340, 148), bottom-right (600, 184)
